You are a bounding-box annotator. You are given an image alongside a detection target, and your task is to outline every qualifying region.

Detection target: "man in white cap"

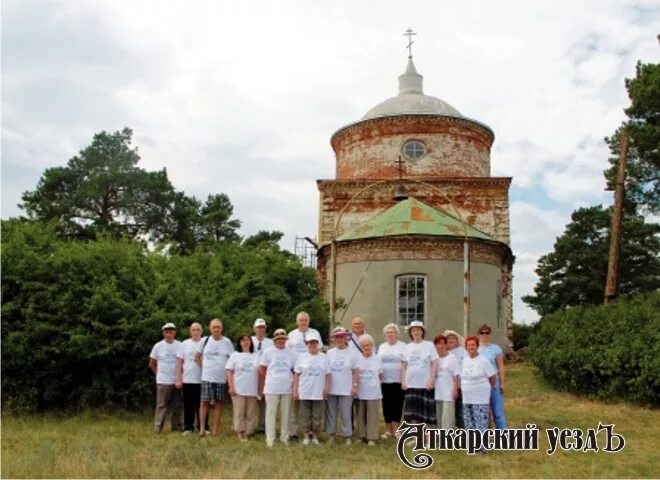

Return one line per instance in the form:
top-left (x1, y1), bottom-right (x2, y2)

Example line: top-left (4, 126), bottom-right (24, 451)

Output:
top-left (286, 311), bottom-right (323, 438)
top-left (149, 322), bottom-right (183, 433)
top-left (252, 318), bottom-right (274, 355)
top-left (251, 318), bottom-right (274, 432)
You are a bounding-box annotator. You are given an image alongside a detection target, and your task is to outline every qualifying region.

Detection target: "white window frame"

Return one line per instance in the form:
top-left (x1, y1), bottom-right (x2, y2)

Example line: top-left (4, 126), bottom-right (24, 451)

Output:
top-left (402, 139), bottom-right (427, 161)
top-left (395, 274), bottom-right (427, 326)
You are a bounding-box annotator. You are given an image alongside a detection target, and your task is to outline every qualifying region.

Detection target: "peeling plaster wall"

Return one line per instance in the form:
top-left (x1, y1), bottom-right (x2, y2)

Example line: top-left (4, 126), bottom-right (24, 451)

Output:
top-left (331, 116), bottom-right (494, 180)
top-left (317, 179), bottom-right (511, 246)
top-left (318, 112), bottom-right (513, 352)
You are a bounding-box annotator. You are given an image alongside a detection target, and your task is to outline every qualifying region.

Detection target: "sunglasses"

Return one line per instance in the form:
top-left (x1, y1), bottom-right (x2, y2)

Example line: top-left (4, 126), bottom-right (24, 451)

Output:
top-left (478, 331), bottom-right (490, 335)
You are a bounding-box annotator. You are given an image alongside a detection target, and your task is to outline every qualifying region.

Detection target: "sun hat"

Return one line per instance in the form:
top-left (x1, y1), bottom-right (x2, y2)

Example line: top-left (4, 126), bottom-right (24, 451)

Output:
top-left (162, 322), bottom-right (176, 331)
top-left (273, 328), bottom-right (288, 340)
top-left (330, 326), bottom-right (351, 338)
top-left (443, 329), bottom-right (465, 347)
top-left (254, 318), bottom-right (267, 327)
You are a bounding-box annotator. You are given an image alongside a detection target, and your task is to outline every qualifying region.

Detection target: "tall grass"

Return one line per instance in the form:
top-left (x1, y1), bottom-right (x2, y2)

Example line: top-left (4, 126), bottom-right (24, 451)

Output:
top-left (2, 364), bottom-right (659, 478)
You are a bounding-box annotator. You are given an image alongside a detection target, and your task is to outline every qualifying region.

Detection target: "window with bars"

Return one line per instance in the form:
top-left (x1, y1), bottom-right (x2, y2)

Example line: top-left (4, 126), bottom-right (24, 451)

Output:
top-left (396, 275), bottom-right (426, 326)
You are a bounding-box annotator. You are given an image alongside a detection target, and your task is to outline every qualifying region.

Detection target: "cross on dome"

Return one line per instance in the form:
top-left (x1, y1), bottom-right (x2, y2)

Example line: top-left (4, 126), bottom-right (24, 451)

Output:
top-left (403, 28), bottom-right (416, 59)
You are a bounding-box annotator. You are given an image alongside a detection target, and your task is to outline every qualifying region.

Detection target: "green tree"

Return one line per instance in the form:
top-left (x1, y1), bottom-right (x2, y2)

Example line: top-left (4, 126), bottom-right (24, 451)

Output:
top-left (604, 61), bottom-right (660, 213)
top-left (198, 194), bottom-right (242, 244)
top-left (20, 128), bottom-right (179, 242)
top-left (522, 206), bottom-right (660, 317)
top-left (242, 230), bottom-right (284, 249)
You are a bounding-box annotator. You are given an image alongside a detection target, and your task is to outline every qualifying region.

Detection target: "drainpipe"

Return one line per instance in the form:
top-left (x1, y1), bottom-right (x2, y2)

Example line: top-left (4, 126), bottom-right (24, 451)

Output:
top-left (463, 240), bottom-right (470, 339)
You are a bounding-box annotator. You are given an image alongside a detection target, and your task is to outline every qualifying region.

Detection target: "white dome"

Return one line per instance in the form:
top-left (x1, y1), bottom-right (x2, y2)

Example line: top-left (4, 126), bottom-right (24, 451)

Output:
top-left (362, 58), bottom-right (462, 120)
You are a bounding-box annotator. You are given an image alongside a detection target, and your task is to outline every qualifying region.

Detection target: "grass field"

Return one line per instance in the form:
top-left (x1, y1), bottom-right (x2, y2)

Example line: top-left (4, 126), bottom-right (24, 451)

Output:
top-left (2, 363), bottom-right (659, 478)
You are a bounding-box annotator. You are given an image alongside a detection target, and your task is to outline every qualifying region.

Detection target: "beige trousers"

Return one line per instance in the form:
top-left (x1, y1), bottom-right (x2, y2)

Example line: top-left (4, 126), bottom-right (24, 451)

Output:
top-left (356, 399), bottom-right (380, 441)
top-left (231, 394), bottom-right (258, 434)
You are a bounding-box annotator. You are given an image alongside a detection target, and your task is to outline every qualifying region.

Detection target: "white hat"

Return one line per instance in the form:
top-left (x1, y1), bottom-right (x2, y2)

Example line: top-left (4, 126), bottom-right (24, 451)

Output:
top-left (443, 329), bottom-right (465, 346)
top-left (305, 330), bottom-right (322, 343)
top-left (254, 318), bottom-right (267, 327)
top-left (162, 322), bottom-right (176, 331)
top-left (406, 320), bottom-right (426, 332)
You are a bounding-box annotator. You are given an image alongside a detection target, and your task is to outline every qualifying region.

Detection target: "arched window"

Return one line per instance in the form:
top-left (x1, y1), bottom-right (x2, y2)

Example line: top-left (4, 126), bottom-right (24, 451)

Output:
top-left (396, 274), bottom-right (426, 326)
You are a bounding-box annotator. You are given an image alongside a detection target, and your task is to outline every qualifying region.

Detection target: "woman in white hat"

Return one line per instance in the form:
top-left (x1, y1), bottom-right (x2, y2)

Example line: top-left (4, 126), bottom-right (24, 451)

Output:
top-left (401, 321), bottom-right (438, 427)
top-left (325, 326), bottom-right (358, 445)
top-left (444, 329), bottom-right (466, 428)
top-left (433, 334), bottom-right (460, 430)
top-left (293, 330), bottom-right (330, 445)
top-left (377, 323), bottom-right (406, 438)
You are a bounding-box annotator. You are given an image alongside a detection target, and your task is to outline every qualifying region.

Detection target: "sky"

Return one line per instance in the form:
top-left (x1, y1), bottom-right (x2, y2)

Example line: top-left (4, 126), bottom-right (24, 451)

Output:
top-left (2, 0), bottom-right (659, 325)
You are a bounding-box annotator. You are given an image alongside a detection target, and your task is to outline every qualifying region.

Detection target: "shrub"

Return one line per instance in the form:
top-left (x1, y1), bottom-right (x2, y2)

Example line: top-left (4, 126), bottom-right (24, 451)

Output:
top-left (512, 323), bottom-right (536, 351)
top-left (1, 220), bottom-right (328, 411)
top-left (528, 292), bottom-right (660, 405)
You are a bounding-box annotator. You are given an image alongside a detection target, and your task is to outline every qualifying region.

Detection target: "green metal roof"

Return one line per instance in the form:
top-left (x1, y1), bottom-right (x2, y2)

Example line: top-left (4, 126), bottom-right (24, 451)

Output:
top-left (336, 197), bottom-right (496, 242)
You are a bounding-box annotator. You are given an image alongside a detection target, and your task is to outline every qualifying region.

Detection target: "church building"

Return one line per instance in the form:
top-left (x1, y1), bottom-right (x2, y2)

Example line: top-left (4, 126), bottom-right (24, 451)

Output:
top-left (315, 46), bottom-right (514, 350)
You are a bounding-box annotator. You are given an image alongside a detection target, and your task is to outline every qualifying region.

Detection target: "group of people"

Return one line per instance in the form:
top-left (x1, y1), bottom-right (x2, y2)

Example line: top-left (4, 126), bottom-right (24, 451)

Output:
top-left (149, 312), bottom-right (507, 448)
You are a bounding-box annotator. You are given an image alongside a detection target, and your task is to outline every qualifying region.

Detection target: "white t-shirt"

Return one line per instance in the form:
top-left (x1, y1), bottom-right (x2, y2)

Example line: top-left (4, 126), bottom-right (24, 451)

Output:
top-left (450, 346), bottom-right (467, 374)
top-left (226, 351), bottom-right (259, 396)
top-left (347, 332), bottom-right (365, 353)
top-left (378, 341), bottom-right (406, 384)
top-left (294, 352), bottom-right (329, 400)
top-left (197, 336), bottom-right (234, 383)
top-left (460, 354), bottom-right (496, 405)
top-left (434, 353), bottom-right (460, 401)
top-left (260, 346), bottom-right (297, 395)
top-left (286, 328), bottom-right (323, 355)
top-left (177, 338), bottom-right (203, 384)
top-left (251, 336), bottom-right (274, 359)
top-left (403, 341), bottom-right (439, 389)
top-left (356, 354), bottom-right (383, 400)
top-left (326, 347), bottom-right (359, 396)
top-left (150, 339), bottom-right (181, 385)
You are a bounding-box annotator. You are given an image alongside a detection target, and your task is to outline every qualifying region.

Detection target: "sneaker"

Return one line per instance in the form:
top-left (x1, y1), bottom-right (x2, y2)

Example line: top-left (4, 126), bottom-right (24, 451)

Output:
top-left (381, 432), bottom-right (392, 439)
top-left (182, 430), bottom-right (192, 435)
top-left (205, 430), bottom-right (211, 435)
top-left (368, 440), bottom-right (376, 446)
top-left (281, 439), bottom-right (289, 445)
top-left (266, 440), bottom-right (274, 448)
top-left (302, 438), bottom-right (310, 446)
top-left (311, 437), bottom-right (320, 445)
top-left (344, 438), bottom-right (352, 446)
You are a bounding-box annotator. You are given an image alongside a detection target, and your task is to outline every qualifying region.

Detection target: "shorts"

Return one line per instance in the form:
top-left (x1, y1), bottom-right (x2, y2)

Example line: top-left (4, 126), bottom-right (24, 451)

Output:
top-left (201, 381), bottom-right (227, 402)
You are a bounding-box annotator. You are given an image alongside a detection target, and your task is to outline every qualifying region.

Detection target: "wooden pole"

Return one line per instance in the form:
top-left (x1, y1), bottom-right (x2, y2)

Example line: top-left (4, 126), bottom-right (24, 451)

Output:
top-left (604, 128), bottom-right (629, 304)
